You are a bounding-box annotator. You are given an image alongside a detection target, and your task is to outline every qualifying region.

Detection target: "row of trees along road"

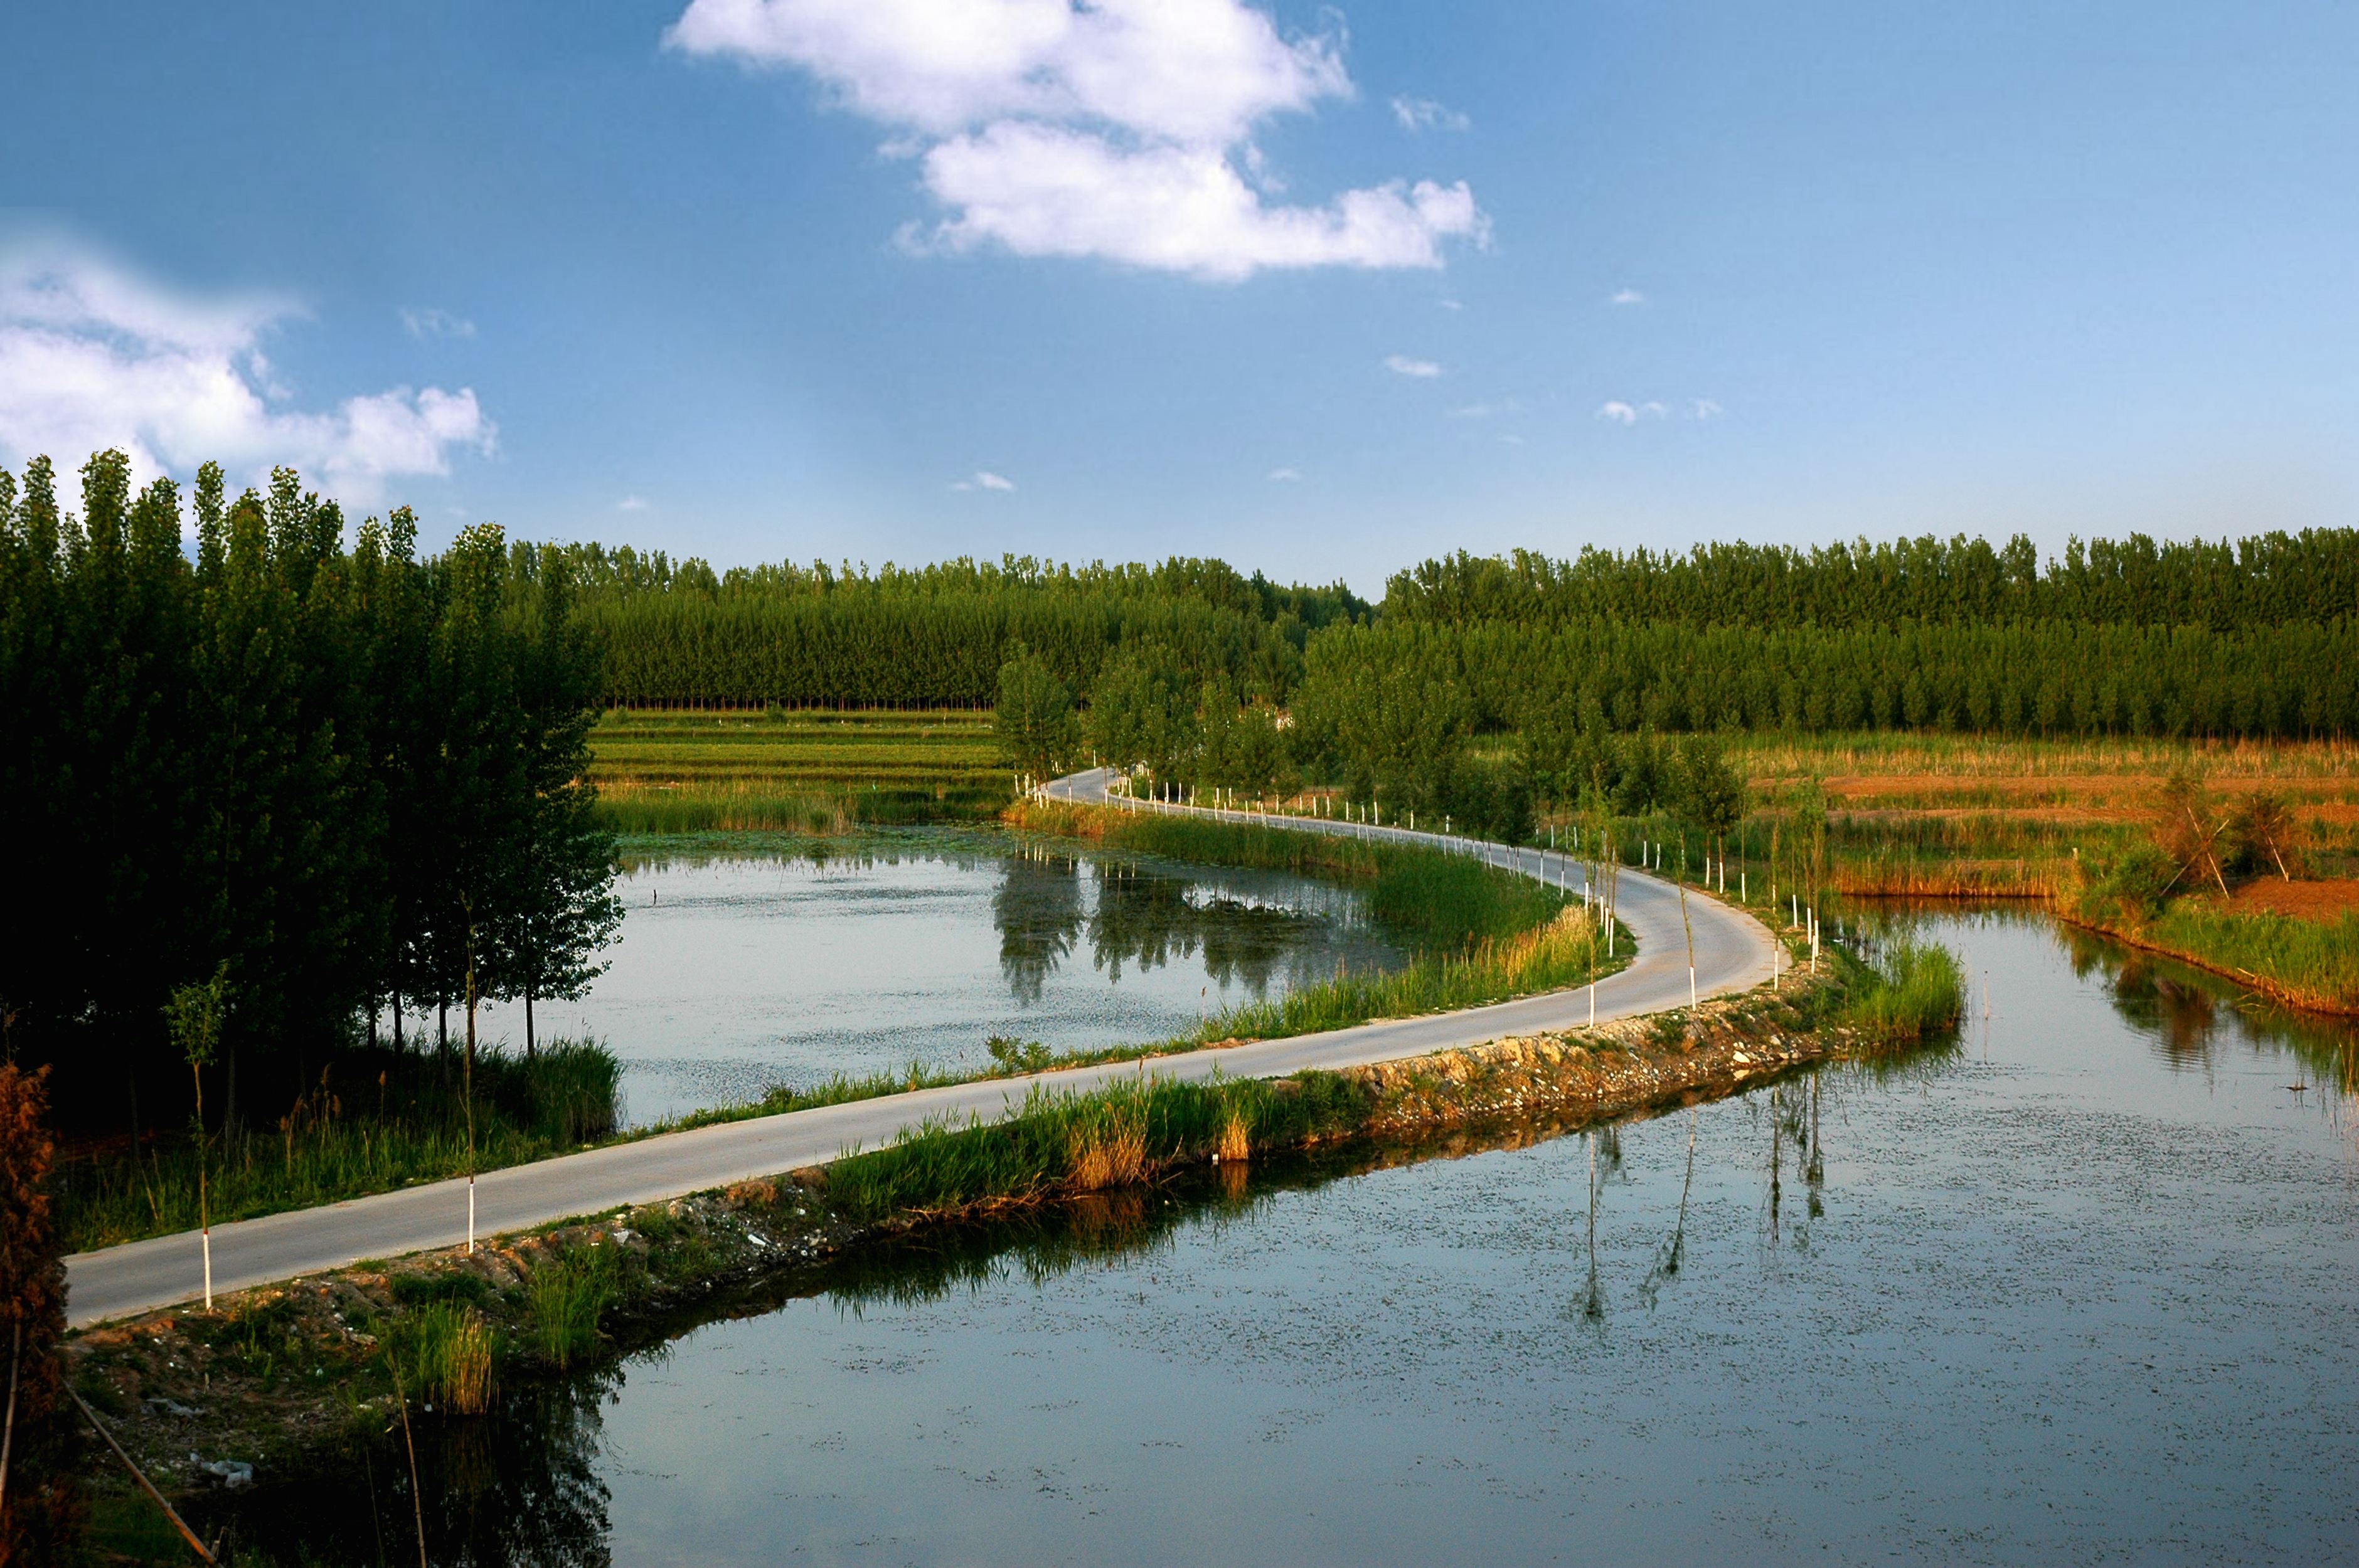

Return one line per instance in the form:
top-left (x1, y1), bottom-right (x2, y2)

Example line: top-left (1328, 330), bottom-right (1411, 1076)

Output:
top-left (0, 452), bottom-right (622, 1134)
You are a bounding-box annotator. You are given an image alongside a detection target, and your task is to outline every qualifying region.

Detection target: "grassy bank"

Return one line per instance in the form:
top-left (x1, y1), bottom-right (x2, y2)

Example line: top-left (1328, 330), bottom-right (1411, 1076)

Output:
top-left (56, 1043), bottom-right (622, 1253)
top-left (590, 706), bottom-right (1009, 832)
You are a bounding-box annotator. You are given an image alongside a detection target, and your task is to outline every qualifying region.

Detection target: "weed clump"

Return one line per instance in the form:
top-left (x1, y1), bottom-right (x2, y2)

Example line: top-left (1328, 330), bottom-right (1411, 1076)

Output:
top-left (525, 1243), bottom-right (622, 1369)
top-left (389, 1301), bottom-right (498, 1415)
top-left (1840, 940), bottom-right (1966, 1042)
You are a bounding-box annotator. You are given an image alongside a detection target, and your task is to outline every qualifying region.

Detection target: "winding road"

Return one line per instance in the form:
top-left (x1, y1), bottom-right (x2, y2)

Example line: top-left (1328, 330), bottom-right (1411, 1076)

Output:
top-left (65, 769), bottom-right (1778, 1329)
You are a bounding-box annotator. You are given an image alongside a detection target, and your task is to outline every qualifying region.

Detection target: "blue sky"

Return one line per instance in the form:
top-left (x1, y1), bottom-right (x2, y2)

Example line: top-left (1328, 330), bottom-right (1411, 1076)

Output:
top-left (4, 1), bottom-right (2355, 593)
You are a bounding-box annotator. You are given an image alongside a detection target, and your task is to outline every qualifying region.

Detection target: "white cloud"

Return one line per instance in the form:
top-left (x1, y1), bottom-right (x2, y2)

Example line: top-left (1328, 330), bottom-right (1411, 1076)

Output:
top-left (921, 127), bottom-right (1480, 278)
top-left (1385, 353), bottom-right (1442, 378)
top-left (1596, 401), bottom-right (1638, 425)
top-left (668, 0), bottom-right (1486, 280)
top-left (1266, 465), bottom-right (1301, 481)
top-left (1639, 400), bottom-right (1667, 419)
top-left (618, 494), bottom-right (651, 511)
top-left (401, 306), bottom-right (477, 339)
top-left (1390, 95), bottom-right (1469, 133)
top-left (0, 243), bottom-right (494, 507)
top-left (1691, 398), bottom-right (1723, 420)
top-left (1611, 287), bottom-right (1644, 306)
top-left (954, 469), bottom-right (1016, 491)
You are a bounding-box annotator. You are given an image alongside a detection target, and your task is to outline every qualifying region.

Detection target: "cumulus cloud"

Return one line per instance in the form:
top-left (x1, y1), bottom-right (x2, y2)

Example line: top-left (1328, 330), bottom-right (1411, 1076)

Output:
top-left (1385, 353), bottom-right (1442, 378)
top-left (617, 494), bottom-right (651, 511)
top-left (952, 470), bottom-right (1016, 491)
top-left (1596, 401), bottom-right (1638, 425)
top-left (668, 0), bottom-right (1486, 280)
top-left (1611, 287), bottom-right (1644, 306)
top-left (1691, 398), bottom-right (1723, 420)
top-left (1390, 95), bottom-right (1469, 132)
top-left (401, 306), bottom-right (476, 339)
top-left (1266, 465), bottom-right (1300, 481)
top-left (0, 243), bottom-right (494, 507)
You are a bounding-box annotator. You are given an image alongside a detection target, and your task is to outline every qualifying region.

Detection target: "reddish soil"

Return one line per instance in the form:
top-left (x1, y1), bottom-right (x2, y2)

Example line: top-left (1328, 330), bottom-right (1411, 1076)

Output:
top-left (2225, 879), bottom-right (2359, 921)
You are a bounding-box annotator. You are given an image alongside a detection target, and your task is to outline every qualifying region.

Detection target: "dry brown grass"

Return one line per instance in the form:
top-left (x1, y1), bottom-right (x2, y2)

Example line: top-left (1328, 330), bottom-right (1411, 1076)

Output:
top-left (1065, 1108), bottom-right (1148, 1192)
top-left (1215, 1108), bottom-right (1254, 1163)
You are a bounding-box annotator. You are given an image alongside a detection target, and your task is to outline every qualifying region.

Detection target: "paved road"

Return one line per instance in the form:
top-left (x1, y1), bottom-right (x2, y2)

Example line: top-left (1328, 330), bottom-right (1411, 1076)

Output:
top-left (65, 770), bottom-right (1778, 1328)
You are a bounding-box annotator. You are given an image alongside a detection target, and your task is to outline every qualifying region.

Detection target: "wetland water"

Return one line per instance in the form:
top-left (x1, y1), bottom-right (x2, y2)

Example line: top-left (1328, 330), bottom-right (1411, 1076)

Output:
top-left (467, 832), bottom-right (1405, 1123)
top-left (261, 909), bottom-right (2359, 1564)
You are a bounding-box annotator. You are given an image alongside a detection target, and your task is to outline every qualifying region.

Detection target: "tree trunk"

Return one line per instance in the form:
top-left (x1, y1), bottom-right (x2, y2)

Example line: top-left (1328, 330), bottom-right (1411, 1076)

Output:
top-left (526, 990), bottom-right (536, 1058)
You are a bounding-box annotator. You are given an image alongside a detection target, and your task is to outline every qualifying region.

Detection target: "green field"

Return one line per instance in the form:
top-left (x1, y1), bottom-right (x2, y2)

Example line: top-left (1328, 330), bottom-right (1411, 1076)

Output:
top-left (588, 707), bottom-right (1012, 832)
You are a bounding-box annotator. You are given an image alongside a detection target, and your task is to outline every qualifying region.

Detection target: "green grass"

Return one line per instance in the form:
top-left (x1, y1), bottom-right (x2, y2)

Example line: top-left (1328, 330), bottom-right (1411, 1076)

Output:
top-left (522, 1242), bottom-right (622, 1369)
top-left (385, 1300), bottom-right (498, 1414)
top-left (56, 1042), bottom-right (623, 1252)
top-left (1838, 938), bottom-right (1968, 1042)
top-left (824, 1073), bottom-right (1375, 1223)
top-left (590, 706), bottom-right (1011, 831)
top-left (2130, 906), bottom-right (2359, 1014)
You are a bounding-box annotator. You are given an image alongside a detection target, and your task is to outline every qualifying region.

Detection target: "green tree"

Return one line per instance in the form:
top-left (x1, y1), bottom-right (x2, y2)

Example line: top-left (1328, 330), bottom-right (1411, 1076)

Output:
top-left (993, 642), bottom-right (1075, 778)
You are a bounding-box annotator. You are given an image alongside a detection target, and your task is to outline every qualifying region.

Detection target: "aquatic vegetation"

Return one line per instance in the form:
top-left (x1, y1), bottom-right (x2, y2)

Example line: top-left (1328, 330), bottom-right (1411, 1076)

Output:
top-left (1838, 939), bottom-right (1966, 1042)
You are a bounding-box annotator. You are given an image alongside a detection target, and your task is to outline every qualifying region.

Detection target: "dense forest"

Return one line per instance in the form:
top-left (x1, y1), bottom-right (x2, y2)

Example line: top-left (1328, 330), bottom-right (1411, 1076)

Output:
top-left (0, 453), bottom-right (619, 1130)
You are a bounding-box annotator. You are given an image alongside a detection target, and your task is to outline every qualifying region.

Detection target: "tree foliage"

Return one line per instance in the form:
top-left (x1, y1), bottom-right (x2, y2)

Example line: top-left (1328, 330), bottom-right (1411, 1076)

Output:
top-left (0, 453), bottom-right (620, 1130)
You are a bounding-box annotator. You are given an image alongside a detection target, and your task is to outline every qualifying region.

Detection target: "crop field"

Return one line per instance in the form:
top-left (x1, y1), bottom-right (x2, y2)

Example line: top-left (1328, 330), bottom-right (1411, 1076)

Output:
top-left (588, 707), bottom-right (1011, 832)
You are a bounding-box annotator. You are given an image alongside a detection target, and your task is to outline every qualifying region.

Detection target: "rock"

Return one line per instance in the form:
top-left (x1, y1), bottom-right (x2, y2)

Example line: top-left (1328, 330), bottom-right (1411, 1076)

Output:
top-left (200, 1458), bottom-right (255, 1490)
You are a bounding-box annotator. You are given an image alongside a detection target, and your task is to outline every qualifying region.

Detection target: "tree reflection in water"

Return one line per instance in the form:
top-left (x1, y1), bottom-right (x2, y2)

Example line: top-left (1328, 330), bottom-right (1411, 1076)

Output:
top-left (201, 1372), bottom-right (619, 1567)
top-left (993, 847), bottom-right (1350, 1002)
top-left (995, 845), bottom-right (1084, 1004)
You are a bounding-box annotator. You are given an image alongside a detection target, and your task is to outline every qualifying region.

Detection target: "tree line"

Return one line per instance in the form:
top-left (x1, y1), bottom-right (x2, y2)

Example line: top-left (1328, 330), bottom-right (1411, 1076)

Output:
top-left (1384, 532), bottom-right (2359, 631)
top-left (0, 452), bottom-right (620, 1133)
top-left (551, 544), bottom-right (1368, 709)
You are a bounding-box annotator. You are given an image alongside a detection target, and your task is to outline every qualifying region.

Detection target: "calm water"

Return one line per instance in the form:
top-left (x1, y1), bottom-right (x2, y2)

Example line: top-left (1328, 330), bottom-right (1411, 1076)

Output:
top-left (252, 909), bottom-right (2359, 1564)
top-left (467, 832), bottom-right (1404, 1123)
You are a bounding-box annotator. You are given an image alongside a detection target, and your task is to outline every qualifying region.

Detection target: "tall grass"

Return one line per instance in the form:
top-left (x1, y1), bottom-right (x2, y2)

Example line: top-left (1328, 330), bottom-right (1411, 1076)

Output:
top-left (2136, 908), bottom-right (2359, 1014)
top-left (56, 1041), bottom-right (624, 1251)
top-left (386, 1301), bottom-right (498, 1415)
top-left (824, 1074), bottom-right (1375, 1223)
top-left (523, 1243), bottom-right (622, 1369)
top-left (1839, 940), bottom-right (1966, 1042)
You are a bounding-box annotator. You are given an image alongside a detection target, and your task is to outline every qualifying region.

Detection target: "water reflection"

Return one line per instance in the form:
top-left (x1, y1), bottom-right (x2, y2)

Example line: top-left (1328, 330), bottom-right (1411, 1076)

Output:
top-left (993, 842), bottom-right (1357, 1005)
top-left (1853, 897), bottom-right (2359, 1106)
top-left (473, 830), bottom-right (1403, 1123)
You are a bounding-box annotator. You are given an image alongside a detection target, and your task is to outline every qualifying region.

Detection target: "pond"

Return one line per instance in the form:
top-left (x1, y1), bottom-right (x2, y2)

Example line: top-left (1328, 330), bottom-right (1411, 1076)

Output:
top-left (466, 831), bottom-right (1407, 1125)
top-left (250, 908), bottom-right (2359, 1563)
